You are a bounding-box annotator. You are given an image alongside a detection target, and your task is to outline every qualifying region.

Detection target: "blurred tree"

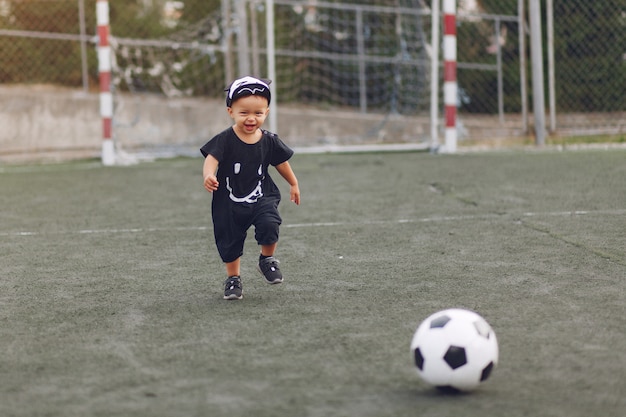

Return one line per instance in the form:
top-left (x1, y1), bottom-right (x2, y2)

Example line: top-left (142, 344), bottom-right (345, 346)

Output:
top-left (2, 0), bottom-right (622, 112)
top-left (0, 0), bottom-right (83, 85)
top-left (477, 0), bottom-right (625, 112)
top-left (552, 0), bottom-right (626, 111)
top-left (456, 0), bottom-right (522, 113)
top-left (478, 0), bottom-right (518, 16)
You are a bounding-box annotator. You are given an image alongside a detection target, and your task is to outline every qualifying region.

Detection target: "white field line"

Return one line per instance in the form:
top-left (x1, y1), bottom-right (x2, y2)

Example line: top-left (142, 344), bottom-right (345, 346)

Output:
top-left (1, 209), bottom-right (624, 238)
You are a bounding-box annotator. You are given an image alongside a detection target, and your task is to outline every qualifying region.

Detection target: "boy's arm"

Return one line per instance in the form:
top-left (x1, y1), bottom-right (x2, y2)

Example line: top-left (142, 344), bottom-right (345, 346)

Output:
top-left (202, 155), bottom-right (220, 192)
top-left (275, 161), bottom-right (300, 205)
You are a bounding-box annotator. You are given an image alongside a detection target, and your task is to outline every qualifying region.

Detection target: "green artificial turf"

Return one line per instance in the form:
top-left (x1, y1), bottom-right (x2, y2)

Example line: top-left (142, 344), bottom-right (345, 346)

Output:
top-left (1, 150), bottom-right (625, 417)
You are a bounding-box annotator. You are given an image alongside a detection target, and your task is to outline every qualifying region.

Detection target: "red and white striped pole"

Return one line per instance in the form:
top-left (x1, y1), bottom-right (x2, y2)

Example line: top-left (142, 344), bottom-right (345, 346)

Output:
top-left (443, 0), bottom-right (457, 153)
top-left (97, 0), bottom-right (115, 165)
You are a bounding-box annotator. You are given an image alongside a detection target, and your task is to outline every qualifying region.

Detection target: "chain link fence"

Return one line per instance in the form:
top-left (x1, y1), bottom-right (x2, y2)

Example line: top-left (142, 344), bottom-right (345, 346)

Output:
top-left (1, 0), bottom-right (624, 161)
top-left (0, 0), bottom-right (92, 87)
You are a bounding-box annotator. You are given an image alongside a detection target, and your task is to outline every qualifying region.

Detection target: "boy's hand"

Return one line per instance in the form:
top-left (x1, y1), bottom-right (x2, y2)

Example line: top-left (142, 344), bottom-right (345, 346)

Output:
top-left (290, 184), bottom-right (301, 205)
top-left (203, 175), bottom-right (219, 192)
top-left (274, 161), bottom-right (299, 205)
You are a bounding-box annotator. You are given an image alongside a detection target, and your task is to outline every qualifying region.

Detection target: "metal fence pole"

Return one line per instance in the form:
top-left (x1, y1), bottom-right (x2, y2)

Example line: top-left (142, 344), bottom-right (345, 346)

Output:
top-left (529, 0), bottom-right (546, 146)
top-left (356, 8), bottom-right (367, 113)
top-left (266, 0), bottom-right (277, 133)
top-left (430, 0), bottom-right (440, 151)
top-left (495, 17), bottom-right (504, 124)
top-left (249, 1), bottom-right (260, 77)
top-left (222, 0), bottom-right (234, 85)
top-left (546, 0), bottom-right (556, 133)
top-left (518, 0), bottom-right (528, 134)
top-left (235, 0), bottom-right (250, 76)
top-left (78, 0), bottom-right (88, 93)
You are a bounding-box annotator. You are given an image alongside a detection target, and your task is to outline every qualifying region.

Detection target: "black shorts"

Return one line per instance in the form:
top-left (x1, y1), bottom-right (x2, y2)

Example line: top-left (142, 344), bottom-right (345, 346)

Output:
top-left (212, 198), bottom-right (282, 263)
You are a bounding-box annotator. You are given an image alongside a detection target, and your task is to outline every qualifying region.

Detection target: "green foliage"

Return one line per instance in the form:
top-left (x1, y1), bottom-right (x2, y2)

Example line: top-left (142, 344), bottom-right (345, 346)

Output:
top-left (0, 0), bottom-right (222, 88)
top-left (478, 0), bottom-right (519, 16)
top-left (109, 0), bottom-right (221, 38)
top-left (7, 0), bottom-right (79, 32)
top-left (458, 0), bottom-right (625, 113)
top-left (0, 0), bottom-right (83, 84)
top-left (552, 0), bottom-right (626, 111)
top-left (1, 0), bottom-right (623, 113)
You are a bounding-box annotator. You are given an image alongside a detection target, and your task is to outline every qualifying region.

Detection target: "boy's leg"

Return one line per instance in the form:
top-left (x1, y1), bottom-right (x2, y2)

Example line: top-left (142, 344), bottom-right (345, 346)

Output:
top-left (257, 242), bottom-right (283, 285)
top-left (257, 255), bottom-right (283, 284)
top-left (225, 258), bottom-right (241, 277)
top-left (260, 243), bottom-right (277, 257)
top-left (253, 204), bottom-right (283, 284)
top-left (213, 205), bottom-right (248, 300)
top-left (223, 257), bottom-right (243, 300)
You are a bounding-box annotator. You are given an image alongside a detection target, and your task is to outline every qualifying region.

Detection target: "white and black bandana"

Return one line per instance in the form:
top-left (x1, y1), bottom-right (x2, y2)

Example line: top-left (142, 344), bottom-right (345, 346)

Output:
top-left (225, 76), bottom-right (272, 107)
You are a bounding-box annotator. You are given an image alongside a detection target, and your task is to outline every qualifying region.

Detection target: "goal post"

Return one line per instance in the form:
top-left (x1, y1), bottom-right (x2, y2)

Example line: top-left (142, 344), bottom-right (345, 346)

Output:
top-left (88, 1), bottom-right (563, 159)
top-left (96, 0), bottom-right (115, 165)
top-left (442, 0), bottom-right (457, 153)
top-left (265, 0), bottom-right (278, 133)
top-left (100, 1), bottom-right (442, 158)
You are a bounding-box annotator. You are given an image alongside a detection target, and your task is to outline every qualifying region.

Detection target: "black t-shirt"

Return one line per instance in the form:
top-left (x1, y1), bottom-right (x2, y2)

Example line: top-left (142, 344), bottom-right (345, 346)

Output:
top-left (200, 127), bottom-right (294, 205)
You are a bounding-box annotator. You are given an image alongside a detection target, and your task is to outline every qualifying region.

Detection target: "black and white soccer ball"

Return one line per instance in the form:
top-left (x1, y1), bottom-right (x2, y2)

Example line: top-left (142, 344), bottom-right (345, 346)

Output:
top-left (410, 308), bottom-right (499, 392)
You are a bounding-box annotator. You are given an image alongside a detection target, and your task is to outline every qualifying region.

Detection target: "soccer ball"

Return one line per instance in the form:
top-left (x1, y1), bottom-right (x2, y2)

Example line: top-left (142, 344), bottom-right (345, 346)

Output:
top-left (410, 308), bottom-right (499, 392)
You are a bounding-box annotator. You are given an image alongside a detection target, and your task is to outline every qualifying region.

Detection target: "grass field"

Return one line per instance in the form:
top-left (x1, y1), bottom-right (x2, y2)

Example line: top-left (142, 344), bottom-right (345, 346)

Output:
top-left (1, 150), bottom-right (625, 417)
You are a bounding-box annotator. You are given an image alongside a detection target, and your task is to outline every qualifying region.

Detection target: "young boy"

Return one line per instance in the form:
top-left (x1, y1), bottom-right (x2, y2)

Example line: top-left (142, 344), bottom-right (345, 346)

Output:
top-left (201, 76), bottom-right (300, 300)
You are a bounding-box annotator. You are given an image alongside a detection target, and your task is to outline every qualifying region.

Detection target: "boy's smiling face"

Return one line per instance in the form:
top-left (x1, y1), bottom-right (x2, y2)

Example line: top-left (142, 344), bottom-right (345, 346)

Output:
top-left (227, 95), bottom-right (270, 136)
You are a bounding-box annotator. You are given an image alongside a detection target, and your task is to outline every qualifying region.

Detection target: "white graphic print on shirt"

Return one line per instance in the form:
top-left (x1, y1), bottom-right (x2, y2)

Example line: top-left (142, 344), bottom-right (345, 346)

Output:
top-left (226, 163), bottom-right (264, 203)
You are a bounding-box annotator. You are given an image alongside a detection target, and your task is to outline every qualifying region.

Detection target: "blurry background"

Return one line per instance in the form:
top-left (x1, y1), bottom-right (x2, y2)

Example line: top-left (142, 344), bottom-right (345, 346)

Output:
top-left (0, 0), bottom-right (624, 162)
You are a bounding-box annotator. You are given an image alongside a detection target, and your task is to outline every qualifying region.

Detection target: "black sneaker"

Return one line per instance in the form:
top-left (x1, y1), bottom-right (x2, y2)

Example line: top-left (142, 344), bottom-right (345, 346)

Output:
top-left (257, 256), bottom-right (283, 284)
top-left (223, 276), bottom-right (243, 300)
